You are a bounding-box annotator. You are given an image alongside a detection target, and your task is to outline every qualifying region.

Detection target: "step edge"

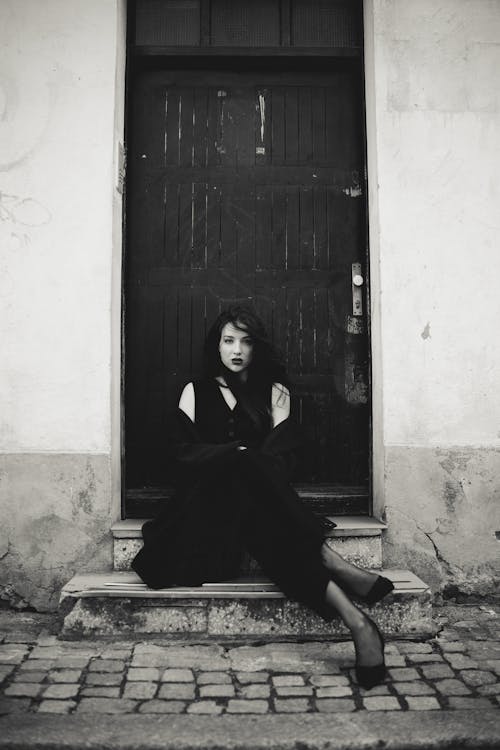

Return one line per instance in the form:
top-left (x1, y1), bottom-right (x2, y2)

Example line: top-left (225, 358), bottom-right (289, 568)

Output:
top-left (60, 569), bottom-right (431, 601)
top-left (112, 515), bottom-right (387, 539)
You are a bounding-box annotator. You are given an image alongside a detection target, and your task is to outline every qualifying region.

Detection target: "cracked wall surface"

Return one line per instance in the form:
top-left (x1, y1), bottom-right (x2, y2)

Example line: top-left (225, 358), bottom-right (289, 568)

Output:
top-left (0, 454), bottom-right (114, 611)
top-left (383, 446), bottom-right (500, 596)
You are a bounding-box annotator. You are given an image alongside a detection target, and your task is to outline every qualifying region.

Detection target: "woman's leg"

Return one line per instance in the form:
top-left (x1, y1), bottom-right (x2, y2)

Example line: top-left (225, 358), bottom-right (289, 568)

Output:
top-left (321, 542), bottom-right (390, 599)
top-left (324, 579), bottom-right (384, 669)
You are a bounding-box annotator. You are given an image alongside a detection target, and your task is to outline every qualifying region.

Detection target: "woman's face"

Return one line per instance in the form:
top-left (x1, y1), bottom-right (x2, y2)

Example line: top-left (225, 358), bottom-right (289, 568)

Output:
top-left (218, 322), bottom-right (254, 376)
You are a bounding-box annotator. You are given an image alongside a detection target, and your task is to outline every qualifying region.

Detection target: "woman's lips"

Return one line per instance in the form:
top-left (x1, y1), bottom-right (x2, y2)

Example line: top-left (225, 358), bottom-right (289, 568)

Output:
top-left (231, 358), bottom-right (243, 365)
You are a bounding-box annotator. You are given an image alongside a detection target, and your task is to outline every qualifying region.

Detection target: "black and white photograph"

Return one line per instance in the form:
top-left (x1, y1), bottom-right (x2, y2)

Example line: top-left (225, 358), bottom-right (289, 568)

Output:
top-left (0, 1), bottom-right (499, 748)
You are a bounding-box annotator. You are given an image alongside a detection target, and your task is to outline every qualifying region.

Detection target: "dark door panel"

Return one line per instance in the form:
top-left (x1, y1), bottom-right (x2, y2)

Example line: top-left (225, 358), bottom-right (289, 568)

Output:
top-left (125, 68), bottom-right (369, 510)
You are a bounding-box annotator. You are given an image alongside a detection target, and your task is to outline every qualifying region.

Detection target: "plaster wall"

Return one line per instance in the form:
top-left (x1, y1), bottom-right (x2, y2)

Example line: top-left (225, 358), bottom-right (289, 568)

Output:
top-left (367, 0), bottom-right (500, 594)
top-left (0, 0), bottom-right (126, 609)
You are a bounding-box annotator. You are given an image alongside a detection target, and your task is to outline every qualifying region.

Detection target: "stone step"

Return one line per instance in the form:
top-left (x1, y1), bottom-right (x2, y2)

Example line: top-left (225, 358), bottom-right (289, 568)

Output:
top-left (112, 515), bottom-right (386, 572)
top-left (59, 569), bottom-right (434, 639)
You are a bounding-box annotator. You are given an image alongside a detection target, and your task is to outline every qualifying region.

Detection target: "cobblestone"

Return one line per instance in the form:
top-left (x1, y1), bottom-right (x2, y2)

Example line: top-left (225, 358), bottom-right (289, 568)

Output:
top-left (158, 683), bottom-right (195, 700)
top-left (126, 667), bottom-right (160, 682)
top-left (88, 659), bottom-right (125, 673)
top-left (271, 674), bottom-right (305, 687)
top-left (4, 683), bottom-right (42, 698)
top-left (315, 698), bottom-right (356, 712)
top-left (273, 698), bottom-right (310, 713)
top-left (406, 696), bottom-right (441, 710)
top-left (42, 684), bottom-right (79, 699)
top-left (199, 684), bottom-right (235, 698)
top-left (363, 696), bottom-right (402, 711)
top-left (388, 667), bottom-right (420, 681)
top-left (309, 674), bottom-right (349, 687)
top-left (85, 672), bottom-right (123, 686)
top-left (392, 681), bottom-right (436, 696)
top-left (187, 700), bottom-right (223, 715)
top-left (123, 682), bottom-right (157, 700)
top-left (226, 699), bottom-right (269, 714)
top-left (434, 679), bottom-right (472, 695)
top-left (139, 700), bottom-right (186, 713)
top-left (238, 684), bottom-right (271, 699)
top-left (0, 603), bottom-right (499, 717)
top-left (235, 671), bottom-right (269, 683)
top-left (460, 669), bottom-right (497, 687)
top-left (315, 686), bottom-right (352, 698)
top-left (275, 685), bottom-right (313, 697)
top-left (47, 669), bottom-right (82, 682)
top-left (37, 699), bottom-right (76, 714)
top-left (81, 687), bottom-right (121, 698)
top-left (420, 664), bottom-right (455, 680)
top-left (197, 671), bottom-right (232, 685)
top-left (12, 671), bottom-right (46, 683)
top-left (160, 668), bottom-right (194, 683)
top-left (77, 698), bottom-right (138, 714)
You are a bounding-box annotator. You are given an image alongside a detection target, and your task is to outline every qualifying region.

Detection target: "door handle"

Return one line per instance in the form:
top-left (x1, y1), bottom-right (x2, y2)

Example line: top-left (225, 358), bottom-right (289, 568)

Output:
top-left (352, 263), bottom-right (364, 316)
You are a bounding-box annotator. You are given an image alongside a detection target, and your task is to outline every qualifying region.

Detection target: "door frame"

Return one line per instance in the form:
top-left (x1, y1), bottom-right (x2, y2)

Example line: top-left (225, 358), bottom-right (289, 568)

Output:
top-left (114, 0), bottom-right (385, 522)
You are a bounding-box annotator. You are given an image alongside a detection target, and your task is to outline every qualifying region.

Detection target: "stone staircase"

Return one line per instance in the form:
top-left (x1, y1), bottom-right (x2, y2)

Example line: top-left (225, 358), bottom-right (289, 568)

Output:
top-left (60, 512), bottom-right (434, 639)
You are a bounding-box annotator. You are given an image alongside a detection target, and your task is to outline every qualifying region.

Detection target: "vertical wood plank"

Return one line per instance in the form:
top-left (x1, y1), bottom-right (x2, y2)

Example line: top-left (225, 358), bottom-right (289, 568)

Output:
top-left (236, 88), bottom-right (255, 168)
top-left (192, 182), bottom-right (207, 269)
top-left (206, 183), bottom-right (221, 268)
top-left (178, 182), bottom-right (193, 269)
top-left (220, 185), bottom-right (238, 291)
top-left (255, 184), bottom-right (272, 270)
top-left (206, 87), bottom-right (219, 167)
top-left (271, 88), bottom-right (285, 164)
top-left (299, 186), bottom-right (314, 269)
top-left (193, 87), bottom-right (209, 168)
top-left (165, 87), bottom-right (181, 166)
top-left (298, 87), bottom-right (313, 163)
top-left (285, 87), bottom-right (299, 163)
top-left (179, 87), bottom-right (195, 167)
top-left (164, 183), bottom-right (179, 264)
top-left (286, 185), bottom-right (299, 270)
top-left (301, 287), bottom-right (315, 372)
top-left (313, 185), bottom-right (328, 271)
top-left (271, 187), bottom-right (287, 270)
top-left (311, 87), bottom-right (326, 165)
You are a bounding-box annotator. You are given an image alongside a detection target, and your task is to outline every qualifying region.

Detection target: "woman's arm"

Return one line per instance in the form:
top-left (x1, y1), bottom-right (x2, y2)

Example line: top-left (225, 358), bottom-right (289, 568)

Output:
top-left (179, 382), bottom-right (195, 423)
top-left (271, 383), bottom-right (290, 428)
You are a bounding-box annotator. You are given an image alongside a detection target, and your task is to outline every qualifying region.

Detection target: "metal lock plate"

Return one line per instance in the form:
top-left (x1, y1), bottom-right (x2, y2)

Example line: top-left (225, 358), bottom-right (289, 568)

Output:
top-left (352, 262), bottom-right (364, 316)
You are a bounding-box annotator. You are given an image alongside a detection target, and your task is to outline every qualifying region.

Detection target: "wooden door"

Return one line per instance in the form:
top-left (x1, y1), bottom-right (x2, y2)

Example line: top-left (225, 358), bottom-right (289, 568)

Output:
top-left (125, 66), bottom-right (369, 515)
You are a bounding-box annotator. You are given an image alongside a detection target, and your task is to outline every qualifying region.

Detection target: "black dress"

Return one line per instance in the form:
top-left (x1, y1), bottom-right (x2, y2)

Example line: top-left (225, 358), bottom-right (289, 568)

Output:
top-left (131, 378), bottom-right (333, 619)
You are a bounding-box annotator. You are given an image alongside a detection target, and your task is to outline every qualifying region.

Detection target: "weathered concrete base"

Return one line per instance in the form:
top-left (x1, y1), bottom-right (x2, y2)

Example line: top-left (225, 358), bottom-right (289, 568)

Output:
top-left (112, 517), bottom-right (387, 572)
top-left (113, 535), bottom-right (383, 572)
top-left (1, 710), bottom-right (499, 750)
top-left (59, 570), bottom-right (433, 639)
top-left (384, 446), bottom-right (500, 597)
top-left (0, 453), bottom-right (114, 611)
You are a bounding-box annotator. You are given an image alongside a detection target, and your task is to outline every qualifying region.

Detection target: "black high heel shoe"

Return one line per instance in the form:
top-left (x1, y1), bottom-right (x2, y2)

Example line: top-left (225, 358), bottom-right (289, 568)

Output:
top-left (363, 575), bottom-right (394, 605)
top-left (354, 616), bottom-right (386, 690)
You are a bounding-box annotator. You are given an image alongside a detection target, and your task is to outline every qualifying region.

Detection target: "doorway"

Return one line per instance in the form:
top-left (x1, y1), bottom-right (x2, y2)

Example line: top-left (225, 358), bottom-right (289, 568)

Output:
top-left (124, 2), bottom-right (369, 517)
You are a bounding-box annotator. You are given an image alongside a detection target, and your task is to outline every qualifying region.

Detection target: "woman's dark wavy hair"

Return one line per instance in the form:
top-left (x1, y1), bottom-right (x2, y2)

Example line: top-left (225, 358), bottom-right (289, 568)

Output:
top-left (203, 305), bottom-right (290, 429)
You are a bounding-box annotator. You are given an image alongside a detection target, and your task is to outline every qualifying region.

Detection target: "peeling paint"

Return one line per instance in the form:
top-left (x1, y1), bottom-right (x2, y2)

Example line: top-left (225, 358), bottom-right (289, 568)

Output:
top-left (421, 322), bottom-right (431, 340)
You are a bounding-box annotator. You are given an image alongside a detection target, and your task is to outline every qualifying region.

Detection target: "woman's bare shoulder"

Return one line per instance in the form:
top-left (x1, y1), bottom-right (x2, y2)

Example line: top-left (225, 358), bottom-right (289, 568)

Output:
top-left (272, 382), bottom-right (290, 404)
top-left (179, 382), bottom-right (195, 422)
top-left (271, 383), bottom-right (290, 426)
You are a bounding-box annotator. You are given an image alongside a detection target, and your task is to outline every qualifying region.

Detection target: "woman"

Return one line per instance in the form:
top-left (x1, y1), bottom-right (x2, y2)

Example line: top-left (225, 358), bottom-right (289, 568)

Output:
top-left (132, 305), bottom-right (393, 689)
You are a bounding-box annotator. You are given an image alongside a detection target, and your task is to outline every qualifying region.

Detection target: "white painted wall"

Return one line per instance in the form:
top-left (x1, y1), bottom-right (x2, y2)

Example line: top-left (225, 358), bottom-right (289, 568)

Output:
top-left (370, 0), bottom-right (500, 448)
top-left (0, 0), bottom-right (123, 453)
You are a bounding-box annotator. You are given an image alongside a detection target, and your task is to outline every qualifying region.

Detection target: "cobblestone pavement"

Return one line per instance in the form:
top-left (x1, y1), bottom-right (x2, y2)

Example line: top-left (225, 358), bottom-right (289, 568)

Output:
top-left (0, 603), bottom-right (498, 717)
